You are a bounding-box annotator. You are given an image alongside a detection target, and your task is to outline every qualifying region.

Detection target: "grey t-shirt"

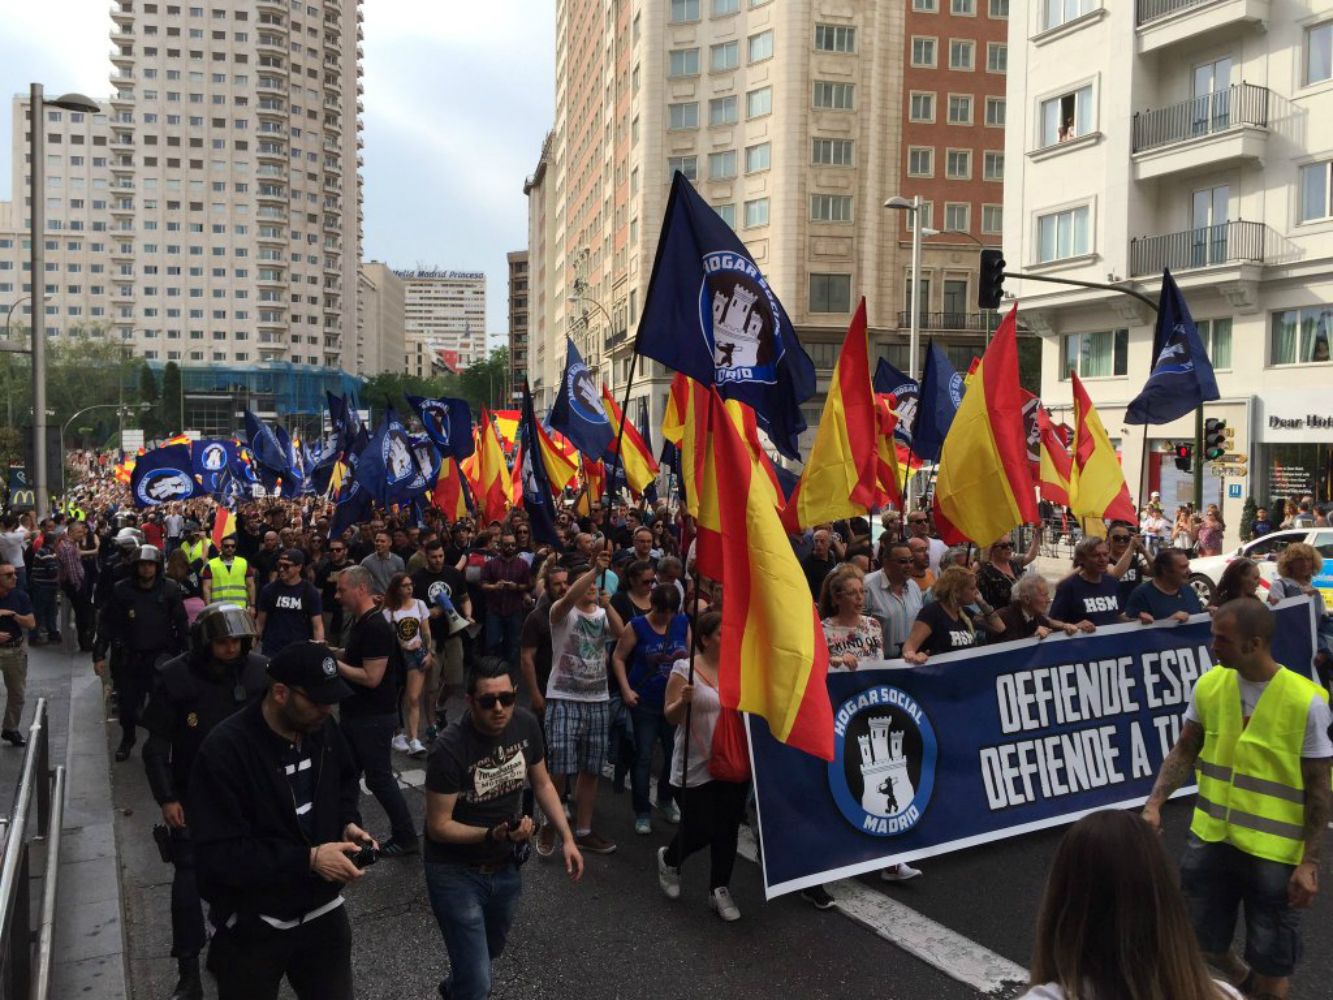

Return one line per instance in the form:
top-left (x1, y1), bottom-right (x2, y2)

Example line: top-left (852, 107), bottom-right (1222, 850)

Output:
top-left (1184, 672), bottom-right (1333, 758)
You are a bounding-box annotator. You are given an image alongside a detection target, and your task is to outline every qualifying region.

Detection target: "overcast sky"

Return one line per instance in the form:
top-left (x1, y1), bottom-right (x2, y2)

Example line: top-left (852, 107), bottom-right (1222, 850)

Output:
top-left (0, 1), bottom-right (555, 347)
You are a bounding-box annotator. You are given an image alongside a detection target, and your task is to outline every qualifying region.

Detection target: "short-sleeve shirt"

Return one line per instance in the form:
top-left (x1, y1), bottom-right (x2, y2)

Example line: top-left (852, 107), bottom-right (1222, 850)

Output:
top-left (257, 580), bottom-right (322, 655)
top-left (424, 707), bottom-right (545, 865)
top-left (913, 601), bottom-right (977, 656)
top-left (822, 615), bottom-right (885, 671)
top-left (1115, 554), bottom-right (1151, 607)
top-left (1124, 581), bottom-right (1202, 621)
top-left (0, 589), bottom-right (33, 646)
top-left (340, 609), bottom-right (399, 718)
top-left (1050, 573), bottom-right (1122, 627)
top-left (1184, 671), bottom-right (1333, 758)
top-left (546, 605), bottom-right (611, 702)
top-left (413, 566), bottom-right (468, 645)
top-left (519, 597), bottom-right (554, 695)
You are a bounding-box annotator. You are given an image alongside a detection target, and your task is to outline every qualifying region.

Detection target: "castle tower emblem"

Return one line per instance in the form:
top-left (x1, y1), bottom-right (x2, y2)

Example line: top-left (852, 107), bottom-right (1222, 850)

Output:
top-left (711, 283), bottom-right (765, 369)
top-left (857, 717), bottom-right (916, 818)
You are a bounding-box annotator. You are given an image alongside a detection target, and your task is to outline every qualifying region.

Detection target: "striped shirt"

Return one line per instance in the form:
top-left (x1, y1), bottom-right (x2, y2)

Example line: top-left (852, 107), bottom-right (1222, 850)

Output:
top-left (863, 572), bottom-right (923, 658)
top-left (278, 741), bottom-right (315, 840)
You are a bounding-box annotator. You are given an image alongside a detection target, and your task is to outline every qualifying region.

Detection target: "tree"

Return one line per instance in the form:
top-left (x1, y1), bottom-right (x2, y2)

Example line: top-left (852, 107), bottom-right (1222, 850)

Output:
top-left (454, 347), bottom-right (511, 413)
top-left (138, 362), bottom-right (161, 441)
top-left (162, 361), bottom-right (183, 435)
top-left (1016, 335), bottom-right (1042, 396)
top-left (1239, 495), bottom-right (1257, 542)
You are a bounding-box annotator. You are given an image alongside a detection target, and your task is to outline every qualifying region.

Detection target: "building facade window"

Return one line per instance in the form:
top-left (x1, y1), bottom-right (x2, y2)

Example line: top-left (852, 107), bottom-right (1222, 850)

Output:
top-left (1308, 23), bottom-right (1333, 84)
top-left (670, 0), bottom-right (700, 23)
top-left (944, 202), bottom-right (970, 230)
top-left (1043, 0), bottom-right (1095, 31)
top-left (710, 95), bottom-right (738, 125)
top-left (981, 204), bottom-right (1003, 233)
top-left (906, 201), bottom-right (935, 231)
top-left (746, 87), bottom-right (772, 118)
top-left (713, 0), bottom-right (740, 14)
top-left (814, 81), bottom-right (855, 109)
top-left (911, 37), bottom-right (937, 67)
top-left (810, 194), bottom-right (853, 222)
top-left (1197, 317), bottom-right (1232, 370)
top-left (1299, 162), bottom-right (1333, 222)
top-left (913, 0), bottom-right (938, 10)
top-left (985, 97), bottom-right (1006, 126)
top-left (748, 30), bottom-right (774, 62)
top-left (983, 150), bottom-right (1005, 179)
top-left (952, 0), bottom-right (976, 13)
top-left (1061, 329), bottom-right (1128, 379)
top-left (989, 0), bottom-right (1009, 16)
top-left (745, 142), bottom-right (771, 172)
top-left (709, 150), bottom-right (737, 179)
top-left (987, 42), bottom-right (1007, 73)
top-left (1271, 306), bottom-right (1333, 365)
top-left (812, 138), bottom-right (855, 165)
top-left (744, 197), bottom-right (770, 227)
top-left (667, 155), bottom-right (698, 180)
top-left (948, 94), bottom-right (974, 123)
top-left (1037, 205), bottom-right (1091, 262)
top-left (815, 24), bottom-right (856, 52)
top-left (908, 146), bottom-right (935, 176)
top-left (669, 102), bottom-right (699, 129)
top-left (715, 202), bottom-right (736, 227)
top-left (909, 92), bottom-right (936, 121)
top-left (949, 40), bottom-right (975, 71)
top-left (810, 274), bottom-right (852, 313)
top-left (711, 41), bottom-right (739, 71)
top-left (669, 48), bottom-right (700, 77)
top-left (946, 148), bottom-right (972, 178)
top-left (1040, 85), bottom-right (1094, 146)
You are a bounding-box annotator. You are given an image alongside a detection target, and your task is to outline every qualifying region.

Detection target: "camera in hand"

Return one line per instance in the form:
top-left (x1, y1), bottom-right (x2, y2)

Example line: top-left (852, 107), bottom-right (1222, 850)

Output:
top-left (349, 844), bottom-right (379, 869)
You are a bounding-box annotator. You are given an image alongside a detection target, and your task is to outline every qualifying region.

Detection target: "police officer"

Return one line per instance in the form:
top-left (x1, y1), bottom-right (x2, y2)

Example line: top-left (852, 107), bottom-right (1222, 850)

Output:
top-left (95, 526), bottom-right (143, 608)
top-left (141, 603), bottom-right (268, 1000)
top-left (94, 545), bottom-right (189, 761)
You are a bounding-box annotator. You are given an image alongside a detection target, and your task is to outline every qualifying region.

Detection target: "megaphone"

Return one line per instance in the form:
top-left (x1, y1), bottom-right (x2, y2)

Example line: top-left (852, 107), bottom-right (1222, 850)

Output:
top-left (436, 590), bottom-right (482, 639)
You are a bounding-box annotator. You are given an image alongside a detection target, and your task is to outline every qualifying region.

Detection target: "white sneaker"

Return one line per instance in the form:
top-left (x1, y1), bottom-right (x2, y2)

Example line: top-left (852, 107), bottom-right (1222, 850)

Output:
top-left (408, 738), bottom-right (428, 757)
top-left (657, 846), bottom-right (681, 900)
top-left (880, 862), bottom-right (923, 882)
top-left (661, 799), bottom-right (682, 824)
top-left (390, 734), bottom-right (410, 754)
top-left (709, 886), bottom-right (741, 922)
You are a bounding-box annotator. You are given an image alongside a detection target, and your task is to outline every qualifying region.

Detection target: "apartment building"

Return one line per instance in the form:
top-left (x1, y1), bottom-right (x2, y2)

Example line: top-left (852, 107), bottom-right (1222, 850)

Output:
top-left (355, 260), bottom-right (405, 376)
top-left (527, 0), bottom-right (1012, 445)
top-left (1005, 0), bottom-right (1333, 538)
top-left (397, 269), bottom-right (486, 377)
top-left (507, 250), bottom-right (530, 396)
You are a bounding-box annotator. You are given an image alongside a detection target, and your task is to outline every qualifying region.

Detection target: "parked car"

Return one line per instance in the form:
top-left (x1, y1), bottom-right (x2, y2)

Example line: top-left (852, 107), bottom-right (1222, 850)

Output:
top-left (1188, 528), bottom-right (1333, 607)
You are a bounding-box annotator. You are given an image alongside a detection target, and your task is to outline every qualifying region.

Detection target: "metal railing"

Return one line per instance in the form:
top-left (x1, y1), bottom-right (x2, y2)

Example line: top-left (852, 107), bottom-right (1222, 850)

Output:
top-left (1132, 83), bottom-right (1270, 153)
top-left (1136, 0), bottom-right (1214, 25)
top-left (0, 700), bottom-right (65, 1000)
top-left (896, 310), bottom-right (1004, 332)
top-left (1128, 220), bottom-right (1267, 277)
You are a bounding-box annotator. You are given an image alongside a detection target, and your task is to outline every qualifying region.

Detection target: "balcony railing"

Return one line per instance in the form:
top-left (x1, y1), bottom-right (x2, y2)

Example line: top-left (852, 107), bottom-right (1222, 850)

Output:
top-left (1128, 219), bottom-right (1266, 277)
top-left (1132, 83), bottom-right (1269, 153)
top-left (896, 310), bottom-right (1004, 332)
top-left (1136, 0), bottom-right (1213, 24)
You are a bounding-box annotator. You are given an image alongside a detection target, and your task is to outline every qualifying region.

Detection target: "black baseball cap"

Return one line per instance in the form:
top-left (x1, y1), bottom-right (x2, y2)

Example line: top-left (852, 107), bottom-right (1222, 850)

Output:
top-left (280, 547), bottom-right (307, 567)
top-left (266, 641), bottom-right (352, 704)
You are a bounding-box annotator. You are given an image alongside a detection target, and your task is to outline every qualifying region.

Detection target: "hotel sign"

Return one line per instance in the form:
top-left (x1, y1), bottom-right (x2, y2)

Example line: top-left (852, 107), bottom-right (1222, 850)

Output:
top-left (1256, 390), bottom-right (1333, 443)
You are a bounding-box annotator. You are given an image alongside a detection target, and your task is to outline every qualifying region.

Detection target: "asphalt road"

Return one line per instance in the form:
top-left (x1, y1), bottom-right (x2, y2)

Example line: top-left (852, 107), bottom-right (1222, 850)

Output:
top-left (111, 725), bottom-right (1333, 1000)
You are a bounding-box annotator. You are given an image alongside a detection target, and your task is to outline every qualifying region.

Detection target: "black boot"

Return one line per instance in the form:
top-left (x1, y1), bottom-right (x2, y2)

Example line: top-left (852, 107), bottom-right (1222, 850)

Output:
top-left (170, 954), bottom-right (203, 1000)
top-left (114, 734), bottom-right (135, 762)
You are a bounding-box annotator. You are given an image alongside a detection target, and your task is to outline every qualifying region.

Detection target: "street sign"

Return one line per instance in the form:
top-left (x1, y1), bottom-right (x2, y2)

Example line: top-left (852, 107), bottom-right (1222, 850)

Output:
top-left (1222, 453), bottom-right (1247, 463)
top-left (1228, 483), bottom-right (1243, 499)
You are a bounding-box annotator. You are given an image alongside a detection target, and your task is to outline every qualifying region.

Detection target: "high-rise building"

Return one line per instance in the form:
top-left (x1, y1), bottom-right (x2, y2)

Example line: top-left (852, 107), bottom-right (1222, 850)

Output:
top-left (103, 0), bottom-right (364, 369)
top-left (355, 260), bottom-right (405, 376)
top-left (1004, 0), bottom-right (1333, 536)
top-left (507, 250), bottom-right (530, 396)
top-left (527, 0), bottom-right (1013, 445)
top-left (397, 268), bottom-right (486, 376)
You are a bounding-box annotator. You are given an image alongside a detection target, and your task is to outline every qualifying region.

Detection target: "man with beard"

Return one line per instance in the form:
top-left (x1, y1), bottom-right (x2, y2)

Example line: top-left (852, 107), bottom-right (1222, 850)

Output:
top-left (141, 603), bottom-right (269, 1000)
top-left (313, 537), bottom-right (352, 643)
top-left (412, 539), bottom-right (470, 739)
top-left (94, 545), bottom-right (190, 761)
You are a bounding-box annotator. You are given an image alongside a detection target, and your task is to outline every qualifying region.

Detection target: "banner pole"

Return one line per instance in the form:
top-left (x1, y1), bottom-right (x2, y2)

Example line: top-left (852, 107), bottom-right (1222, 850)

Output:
top-left (1135, 422), bottom-right (1151, 516)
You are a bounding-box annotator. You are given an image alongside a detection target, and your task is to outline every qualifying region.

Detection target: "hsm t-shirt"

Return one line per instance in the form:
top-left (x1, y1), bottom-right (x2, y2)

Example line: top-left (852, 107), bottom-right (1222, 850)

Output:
top-left (1050, 573), bottom-right (1122, 627)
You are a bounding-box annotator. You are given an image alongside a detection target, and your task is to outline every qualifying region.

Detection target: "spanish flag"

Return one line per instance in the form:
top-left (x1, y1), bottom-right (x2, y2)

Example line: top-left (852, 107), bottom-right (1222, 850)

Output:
top-left (211, 504), bottom-right (235, 551)
top-left (432, 457), bottom-right (471, 521)
top-left (1036, 404), bottom-right (1072, 506)
top-left (697, 387), bottom-right (833, 760)
top-left (600, 386), bottom-right (659, 495)
top-left (473, 409), bottom-right (513, 523)
top-left (781, 299), bottom-right (879, 531)
top-left (510, 441), bottom-right (526, 508)
top-left (933, 306), bottom-right (1039, 546)
top-left (666, 372), bottom-right (783, 510)
top-left (1070, 372), bottom-right (1136, 533)
top-left (535, 421), bottom-right (579, 494)
top-left (576, 459), bottom-right (606, 516)
top-left (874, 394), bottom-right (904, 509)
top-left (163, 433), bottom-right (191, 448)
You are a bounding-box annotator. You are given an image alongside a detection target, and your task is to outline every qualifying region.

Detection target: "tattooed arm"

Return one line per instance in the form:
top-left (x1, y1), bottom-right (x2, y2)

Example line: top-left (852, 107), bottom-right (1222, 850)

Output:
top-left (1141, 720), bottom-right (1204, 834)
top-left (1290, 757), bottom-right (1332, 908)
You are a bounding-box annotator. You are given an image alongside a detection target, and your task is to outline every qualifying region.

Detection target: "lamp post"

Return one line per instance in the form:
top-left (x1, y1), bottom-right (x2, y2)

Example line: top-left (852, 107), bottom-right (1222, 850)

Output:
top-left (61, 401), bottom-right (149, 477)
top-left (885, 195), bottom-right (927, 511)
top-left (29, 84), bottom-right (100, 518)
top-left (567, 288), bottom-right (616, 389)
top-left (2, 294), bottom-right (51, 428)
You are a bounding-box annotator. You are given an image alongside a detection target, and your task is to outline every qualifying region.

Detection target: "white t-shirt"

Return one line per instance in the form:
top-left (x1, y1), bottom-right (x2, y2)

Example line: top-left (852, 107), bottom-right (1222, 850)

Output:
top-left (1183, 672), bottom-right (1333, 758)
top-left (384, 599), bottom-right (429, 653)
top-left (1021, 981), bottom-right (1241, 1000)
top-left (669, 658), bottom-right (719, 789)
top-left (0, 529), bottom-right (27, 568)
top-left (546, 605), bottom-right (611, 702)
top-left (926, 537), bottom-right (948, 573)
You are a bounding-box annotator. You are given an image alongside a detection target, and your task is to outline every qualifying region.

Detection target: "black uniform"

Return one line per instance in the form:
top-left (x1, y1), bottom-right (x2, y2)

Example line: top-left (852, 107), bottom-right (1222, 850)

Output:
top-left (94, 575), bottom-right (189, 744)
top-left (141, 649), bottom-right (269, 958)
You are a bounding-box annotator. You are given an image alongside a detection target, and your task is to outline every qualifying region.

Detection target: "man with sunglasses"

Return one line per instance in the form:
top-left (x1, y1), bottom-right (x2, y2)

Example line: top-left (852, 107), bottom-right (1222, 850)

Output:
top-left (256, 549), bottom-right (324, 657)
top-left (863, 542), bottom-right (923, 658)
top-left (424, 656), bottom-right (583, 1000)
top-left (0, 562), bottom-right (35, 748)
top-left (1106, 522), bottom-right (1154, 609)
top-left (202, 536), bottom-right (255, 612)
top-left (906, 511), bottom-right (948, 573)
top-left (314, 537), bottom-right (352, 643)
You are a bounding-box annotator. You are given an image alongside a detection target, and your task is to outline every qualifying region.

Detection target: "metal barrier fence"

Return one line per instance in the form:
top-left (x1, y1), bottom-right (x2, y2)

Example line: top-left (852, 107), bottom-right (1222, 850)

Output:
top-left (0, 700), bottom-right (65, 1000)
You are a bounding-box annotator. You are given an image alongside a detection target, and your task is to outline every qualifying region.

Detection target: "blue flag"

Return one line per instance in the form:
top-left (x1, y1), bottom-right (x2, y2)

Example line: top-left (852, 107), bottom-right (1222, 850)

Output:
top-left (354, 407), bottom-right (430, 508)
top-left (518, 381), bottom-right (561, 547)
top-left (911, 343), bottom-right (965, 463)
top-left (406, 394), bottom-right (474, 461)
top-left (328, 477), bottom-right (371, 541)
top-left (131, 444), bottom-right (200, 507)
top-left (548, 339), bottom-right (615, 461)
top-left (633, 171), bottom-right (816, 459)
top-left (273, 424), bottom-right (305, 497)
top-left (244, 410), bottom-right (290, 476)
top-left (1125, 269), bottom-right (1219, 425)
top-left (873, 358), bottom-right (919, 446)
top-left (191, 439), bottom-right (241, 497)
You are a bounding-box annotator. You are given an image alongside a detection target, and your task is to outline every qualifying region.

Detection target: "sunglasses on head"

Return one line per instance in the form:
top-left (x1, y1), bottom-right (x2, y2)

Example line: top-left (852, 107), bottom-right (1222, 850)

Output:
top-left (475, 691), bottom-right (518, 710)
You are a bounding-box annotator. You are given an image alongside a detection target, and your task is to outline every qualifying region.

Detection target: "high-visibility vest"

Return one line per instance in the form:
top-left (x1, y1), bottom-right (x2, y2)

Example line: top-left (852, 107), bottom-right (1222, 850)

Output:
top-left (206, 556), bottom-right (250, 604)
top-left (1191, 665), bottom-right (1327, 865)
top-left (182, 539), bottom-right (208, 565)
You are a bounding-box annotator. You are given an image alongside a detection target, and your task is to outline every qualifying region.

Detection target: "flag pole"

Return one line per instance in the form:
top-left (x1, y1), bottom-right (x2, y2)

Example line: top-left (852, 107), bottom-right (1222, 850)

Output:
top-left (676, 548), bottom-right (702, 885)
top-left (1135, 422), bottom-right (1151, 516)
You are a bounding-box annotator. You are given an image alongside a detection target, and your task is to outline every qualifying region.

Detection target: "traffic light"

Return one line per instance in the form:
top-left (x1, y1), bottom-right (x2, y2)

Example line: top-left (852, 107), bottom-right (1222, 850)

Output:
top-left (1204, 418), bottom-right (1227, 461)
top-left (978, 248), bottom-right (1006, 309)
top-left (1174, 443), bottom-right (1193, 472)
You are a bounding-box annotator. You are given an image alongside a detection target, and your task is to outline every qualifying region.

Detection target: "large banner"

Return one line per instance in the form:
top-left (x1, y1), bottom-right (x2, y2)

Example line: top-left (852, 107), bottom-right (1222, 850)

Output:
top-left (750, 598), bottom-right (1318, 898)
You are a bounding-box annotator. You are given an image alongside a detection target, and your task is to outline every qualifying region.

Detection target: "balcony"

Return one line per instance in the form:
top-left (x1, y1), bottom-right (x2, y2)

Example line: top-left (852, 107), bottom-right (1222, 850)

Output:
top-left (1131, 83), bottom-right (1269, 180)
top-left (1128, 220), bottom-right (1267, 277)
top-left (895, 310), bottom-right (1009, 333)
top-left (1135, 0), bottom-right (1268, 54)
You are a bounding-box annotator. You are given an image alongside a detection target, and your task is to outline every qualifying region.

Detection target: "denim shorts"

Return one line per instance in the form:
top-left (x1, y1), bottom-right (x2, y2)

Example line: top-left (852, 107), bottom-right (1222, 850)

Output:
top-left (1179, 835), bottom-right (1303, 978)
top-left (544, 698), bottom-right (609, 777)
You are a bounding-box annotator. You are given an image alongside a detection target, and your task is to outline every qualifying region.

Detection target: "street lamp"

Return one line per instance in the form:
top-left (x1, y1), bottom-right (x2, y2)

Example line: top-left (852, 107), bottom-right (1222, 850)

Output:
top-left (60, 402), bottom-right (150, 486)
top-left (2, 295), bottom-right (53, 428)
top-left (29, 85), bottom-right (100, 518)
top-left (567, 286), bottom-right (615, 387)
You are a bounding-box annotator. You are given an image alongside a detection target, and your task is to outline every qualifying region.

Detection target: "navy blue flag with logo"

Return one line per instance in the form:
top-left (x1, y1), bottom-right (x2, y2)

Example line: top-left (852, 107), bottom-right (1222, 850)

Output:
top-left (549, 339), bottom-right (615, 462)
top-left (874, 358), bottom-right (919, 446)
top-left (243, 410), bottom-right (290, 476)
top-left (518, 381), bottom-right (562, 547)
top-left (633, 172), bottom-right (816, 459)
top-left (406, 394), bottom-right (474, 461)
top-left (190, 439), bottom-right (247, 499)
top-left (272, 424), bottom-right (305, 497)
top-left (1125, 269), bottom-right (1220, 425)
top-left (911, 343), bottom-right (965, 463)
top-left (354, 406), bottom-right (430, 508)
top-left (131, 444), bottom-right (201, 508)
top-left (328, 477), bottom-right (371, 542)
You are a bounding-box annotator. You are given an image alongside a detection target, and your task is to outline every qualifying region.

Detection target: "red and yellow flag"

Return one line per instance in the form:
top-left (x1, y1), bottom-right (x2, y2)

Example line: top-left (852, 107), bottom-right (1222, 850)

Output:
top-left (211, 505), bottom-right (235, 551)
top-left (473, 409), bottom-right (513, 523)
top-left (781, 299), bottom-right (879, 531)
top-left (600, 386), bottom-right (659, 495)
top-left (1070, 372), bottom-right (1135, 533)
top-left (932, 306), bottom-right (1039, 546)
top-left (535, 422), bottom-right (579, 494)
top-left (575, 459), bottom-right (606, 516)
top-left (873, 395), bottom-right (904, 509)
top-left (1036, 404), bottom-right (1072, 507)
top-left (697, 387), bottom-right (833, 760)
top-left (432, 457), bottom-right (471, 521)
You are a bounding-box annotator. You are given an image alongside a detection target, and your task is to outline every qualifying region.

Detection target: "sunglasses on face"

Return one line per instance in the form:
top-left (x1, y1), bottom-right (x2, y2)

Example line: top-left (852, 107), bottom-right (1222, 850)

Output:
top-left (475, 691), bottom-right (518, 710)
top-left (993, 542), bottom-right (1012, 550)
top-left (1110, 535), bottom-right (1131, 542)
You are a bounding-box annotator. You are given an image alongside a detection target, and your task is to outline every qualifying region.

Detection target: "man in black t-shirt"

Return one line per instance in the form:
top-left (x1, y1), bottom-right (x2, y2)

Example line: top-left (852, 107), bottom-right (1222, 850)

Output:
top-left (412, 540), bottom-right (471, 737)
top-left (519, 563), bottom-right (569, 716)
top-left (423, 657), bottom-right (582, 1000)
top-left (334, 565), bottom-right (418, 857)
top-left (256, 549), bottom-right (324, 656)
top-left (313, 539), bottom-right (351, 643)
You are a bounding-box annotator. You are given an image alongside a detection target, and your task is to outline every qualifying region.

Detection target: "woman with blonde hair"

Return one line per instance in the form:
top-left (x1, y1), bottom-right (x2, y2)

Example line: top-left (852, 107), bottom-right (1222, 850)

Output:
top-left (818, 564), bottom-right (883, 671)
top-left (1271, 541), bottom-right (1331, 681)
top-left (902, 565), bottom-right (1004, 663)
top-left (1021, 810), bottom-right (1241, 999)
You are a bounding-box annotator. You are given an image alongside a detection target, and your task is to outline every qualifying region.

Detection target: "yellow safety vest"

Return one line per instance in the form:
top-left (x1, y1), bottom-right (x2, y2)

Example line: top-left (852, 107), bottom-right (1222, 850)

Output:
top-left (206, 556), bottom-right (250, 604)
top-left (1191, 665), bottom-right (1327, 865)
top-left (182, 539), bottom-right (208, 565)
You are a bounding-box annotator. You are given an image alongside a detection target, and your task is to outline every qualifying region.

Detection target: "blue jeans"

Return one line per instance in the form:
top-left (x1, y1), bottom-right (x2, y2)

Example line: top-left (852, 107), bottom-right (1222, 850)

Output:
top-left (629, 703), bottom-right (676, 818)
top-left (424, 861), bottom-right (522, 1000)
top-left (484, 611), bottom-right (524, 668)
